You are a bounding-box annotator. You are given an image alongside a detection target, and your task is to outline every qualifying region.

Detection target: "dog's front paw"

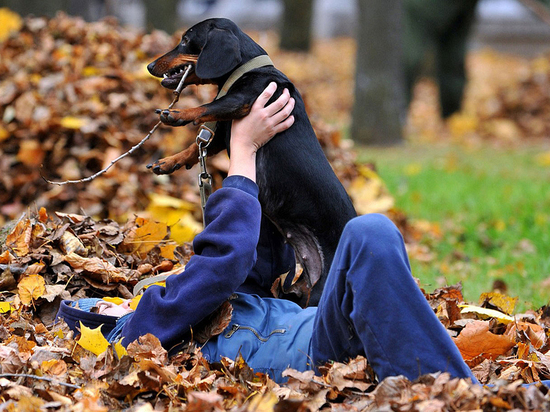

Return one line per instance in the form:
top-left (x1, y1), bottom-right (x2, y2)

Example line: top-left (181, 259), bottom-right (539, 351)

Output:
top-left (146, 158), bottom-right (183, 175)
top-left (155, 109), bottom-right (190, 127)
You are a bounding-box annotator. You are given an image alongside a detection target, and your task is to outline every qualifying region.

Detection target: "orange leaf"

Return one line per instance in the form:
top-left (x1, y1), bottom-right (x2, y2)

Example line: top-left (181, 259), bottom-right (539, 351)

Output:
top-left (17, 274), bottom-right (46, 306)
top-left (5, 218), bottom-right (32, 257)
top-left (0, 250), bottom-right (12, 264)
top-left (38, 207), bottom-right (48, 223)
top-left (41, 359), bottom-right (68, 376)
top-left (17, 140), bottom-right (45, 166)
top-left (453, 320), bottom-right (516, 361)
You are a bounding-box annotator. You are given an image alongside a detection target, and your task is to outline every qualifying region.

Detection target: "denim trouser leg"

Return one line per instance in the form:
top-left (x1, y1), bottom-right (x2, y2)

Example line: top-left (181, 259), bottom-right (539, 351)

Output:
top-left (311, 214), bottom-right (476, 382)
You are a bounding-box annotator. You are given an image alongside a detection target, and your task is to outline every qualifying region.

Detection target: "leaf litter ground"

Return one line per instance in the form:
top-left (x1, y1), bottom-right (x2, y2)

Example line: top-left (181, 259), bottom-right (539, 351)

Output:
top-left (2, 11), bottom-right (550, 411)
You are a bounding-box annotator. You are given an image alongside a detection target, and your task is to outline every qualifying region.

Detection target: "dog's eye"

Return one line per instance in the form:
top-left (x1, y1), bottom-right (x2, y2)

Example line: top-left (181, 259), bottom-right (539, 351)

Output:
top-left (181, 37), bottom-right (189, 46)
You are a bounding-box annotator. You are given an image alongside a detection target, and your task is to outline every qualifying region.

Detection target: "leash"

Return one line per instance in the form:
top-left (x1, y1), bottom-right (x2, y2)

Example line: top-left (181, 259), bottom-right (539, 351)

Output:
top-left (196, 55), bottom-right (274, 225)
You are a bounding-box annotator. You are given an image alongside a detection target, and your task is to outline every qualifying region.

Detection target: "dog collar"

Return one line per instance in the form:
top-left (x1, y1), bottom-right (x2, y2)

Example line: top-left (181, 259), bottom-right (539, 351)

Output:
top-left (202, 55), bottom-right (274, 133)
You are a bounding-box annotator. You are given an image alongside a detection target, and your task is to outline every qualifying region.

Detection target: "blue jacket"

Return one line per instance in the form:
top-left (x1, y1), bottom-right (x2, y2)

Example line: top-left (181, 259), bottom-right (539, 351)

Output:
top-left (121, 176), bottom-right (315, 381)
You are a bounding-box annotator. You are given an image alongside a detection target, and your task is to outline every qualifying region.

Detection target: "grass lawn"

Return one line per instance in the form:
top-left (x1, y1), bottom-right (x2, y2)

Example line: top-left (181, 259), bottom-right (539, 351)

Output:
top-left (356, 140), bottom-right (550, 312)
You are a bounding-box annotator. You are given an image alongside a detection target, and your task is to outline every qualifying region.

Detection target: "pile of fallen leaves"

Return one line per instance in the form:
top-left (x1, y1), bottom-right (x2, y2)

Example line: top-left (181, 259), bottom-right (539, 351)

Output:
top-left (409, 50), bottom-right (550, 144)
top-left (2, 207), bottom-right (550, 410)
top-left (0, 10), bottom-right (205, 225)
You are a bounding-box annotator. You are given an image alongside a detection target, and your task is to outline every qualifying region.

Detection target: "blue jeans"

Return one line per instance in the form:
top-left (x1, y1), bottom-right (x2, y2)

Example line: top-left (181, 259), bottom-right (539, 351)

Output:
top-left (205, 214), bottom-right (476, 383)
top-left (312, 213), bottom-right (475, 382)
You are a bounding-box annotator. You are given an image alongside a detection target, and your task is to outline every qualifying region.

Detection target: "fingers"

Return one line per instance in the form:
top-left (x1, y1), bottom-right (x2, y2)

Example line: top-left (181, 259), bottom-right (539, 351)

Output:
top-left (272, 114), bottom-right (295, 135)
top-left (254, 82), bottom-right (278, 108)
top-left (270, 95), bottom-right (295, 125)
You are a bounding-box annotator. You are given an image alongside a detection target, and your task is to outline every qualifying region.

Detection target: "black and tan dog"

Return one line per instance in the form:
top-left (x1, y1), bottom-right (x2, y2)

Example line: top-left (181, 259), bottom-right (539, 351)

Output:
top-left (147, 18), bottom-right (356, 306)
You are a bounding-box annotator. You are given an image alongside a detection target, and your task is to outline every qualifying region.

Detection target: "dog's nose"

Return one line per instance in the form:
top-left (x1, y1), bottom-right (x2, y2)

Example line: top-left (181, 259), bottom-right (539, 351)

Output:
top-left (147, 61), bottom-right (156, 75)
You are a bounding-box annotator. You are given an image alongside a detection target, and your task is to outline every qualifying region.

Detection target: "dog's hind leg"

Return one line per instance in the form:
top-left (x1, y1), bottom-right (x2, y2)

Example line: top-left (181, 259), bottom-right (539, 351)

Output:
top-left (147, 144), bottom-right (200, 175)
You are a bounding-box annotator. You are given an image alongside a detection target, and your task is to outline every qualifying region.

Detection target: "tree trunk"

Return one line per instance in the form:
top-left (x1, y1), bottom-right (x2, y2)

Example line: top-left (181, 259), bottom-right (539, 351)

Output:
top-left (143, 0), bottom-right (178, 34)
top-left (279, 0), bottom-right (313, 51)
top-left (351, 0), bottom-right (405, 145)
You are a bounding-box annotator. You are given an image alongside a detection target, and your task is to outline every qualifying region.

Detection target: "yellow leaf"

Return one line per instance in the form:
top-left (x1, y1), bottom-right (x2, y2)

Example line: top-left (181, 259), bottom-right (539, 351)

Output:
top-left (494, 219), bottom-right (506, 232)
top-left (128, 294), bottom-right (143, 310)
top-left (404, 163), bottom-right (422, 176)
top-left (146, 194), bottom-right (201, 243)
top-left (120, 217), bottom-right (168, 258)
top-left (535, 151), bottom-right (550, 167)
top-left (479, 291), bottom-right (517, 315)
top-left (114, 339), bottom-right (128, 359)
top-left (82, 66), bottom-right (102, 77)
top-left (247, 392), bottom-right (278, 412)
top-left (0, 8), bottom-right (22, 42)
top-left (347, 167), bottom-right (394, 215)
top-left (459, 304), bottom-right (514, 324)
top-left (148, 193), bottom-right (195, 211)
top-left (18, 275), bottom-right (46, 306)
top-left (0, 126), bottom-right (9, 142)
top-left (60, 116), bottom-right (87, 130)
top-left (159, 243), bottom-right (177, 260)
top-left (0, 301), bottom-right (12, 313)
top-left (447, 113), bottom-right (478, 138)
top-left (102, 297), bottom-right (125, 305)
top-left (77, 322), bottom-right (110, 355)
top-left (169, 212), bottom-right (201, 244)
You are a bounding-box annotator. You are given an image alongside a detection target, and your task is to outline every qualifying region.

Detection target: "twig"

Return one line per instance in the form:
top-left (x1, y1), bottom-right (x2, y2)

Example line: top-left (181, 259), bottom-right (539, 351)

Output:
top-left (0, 373), bottom-right (81, 390)
top-left (42, 65), bottom-right (193, 186)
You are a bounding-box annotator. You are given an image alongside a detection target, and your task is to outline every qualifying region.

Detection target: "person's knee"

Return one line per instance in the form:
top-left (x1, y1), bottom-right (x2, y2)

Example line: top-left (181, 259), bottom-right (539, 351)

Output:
top-left (343, 213), bottom-right (403, 248)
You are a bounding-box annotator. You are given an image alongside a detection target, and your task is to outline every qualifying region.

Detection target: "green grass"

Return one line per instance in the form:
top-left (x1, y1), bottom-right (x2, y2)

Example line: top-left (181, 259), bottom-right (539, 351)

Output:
top-left (356, 141), bottom-right (550, 312)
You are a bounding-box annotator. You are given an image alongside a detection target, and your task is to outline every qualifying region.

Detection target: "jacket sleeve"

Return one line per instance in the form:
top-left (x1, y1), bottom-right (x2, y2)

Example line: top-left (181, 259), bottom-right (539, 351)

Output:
top-left (121, 176), bottom-right (262, 349)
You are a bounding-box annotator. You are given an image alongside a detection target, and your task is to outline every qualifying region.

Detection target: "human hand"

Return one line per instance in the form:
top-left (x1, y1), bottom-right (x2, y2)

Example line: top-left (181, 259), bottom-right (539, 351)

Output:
top-left (228, 82), bottom-right (295, 181)
top-left (231, 82), bottom-right (295, 156)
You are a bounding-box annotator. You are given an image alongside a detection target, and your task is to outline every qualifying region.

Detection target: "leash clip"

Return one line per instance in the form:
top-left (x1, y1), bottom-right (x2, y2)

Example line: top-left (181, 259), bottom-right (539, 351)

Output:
top-left (196, 124), bottom-right (215, 148)
top-left (196, 126), bottom-right (214, 227)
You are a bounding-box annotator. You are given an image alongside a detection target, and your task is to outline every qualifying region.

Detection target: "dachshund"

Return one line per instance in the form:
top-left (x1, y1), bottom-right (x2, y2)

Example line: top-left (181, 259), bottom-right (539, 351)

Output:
top-left (146, 18), bottom-right (356, 307)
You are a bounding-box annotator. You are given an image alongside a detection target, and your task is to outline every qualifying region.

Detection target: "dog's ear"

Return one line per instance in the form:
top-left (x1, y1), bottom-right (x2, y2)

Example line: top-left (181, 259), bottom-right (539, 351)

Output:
top-left (196, 28), bottom-right (242, 79)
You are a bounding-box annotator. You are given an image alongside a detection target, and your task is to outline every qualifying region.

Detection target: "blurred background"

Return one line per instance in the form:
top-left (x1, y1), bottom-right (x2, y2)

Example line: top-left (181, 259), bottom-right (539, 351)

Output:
top-left (0, 0), bottom-right (549, 309)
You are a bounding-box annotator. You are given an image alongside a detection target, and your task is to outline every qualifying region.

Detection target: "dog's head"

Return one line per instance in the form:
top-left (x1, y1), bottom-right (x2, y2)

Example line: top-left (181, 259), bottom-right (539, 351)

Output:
top-left (148, 18), bottom-right (262, 90)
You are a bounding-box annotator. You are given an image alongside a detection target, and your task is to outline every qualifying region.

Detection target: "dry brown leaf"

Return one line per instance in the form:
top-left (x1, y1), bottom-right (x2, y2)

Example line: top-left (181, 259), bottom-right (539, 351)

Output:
top-left (5, 218), bottom-right (32, 257)
top-left (453, 320), bottom-right (516, 362)
top-left (64, 252), bottom-right (138, 284)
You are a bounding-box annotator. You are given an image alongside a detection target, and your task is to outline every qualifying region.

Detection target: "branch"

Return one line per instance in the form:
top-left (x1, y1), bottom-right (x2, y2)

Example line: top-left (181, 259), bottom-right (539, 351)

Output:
top-left (43, 64), bottom-right (193, 186)
top-left (0, 373), bottom-right (81, 390)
